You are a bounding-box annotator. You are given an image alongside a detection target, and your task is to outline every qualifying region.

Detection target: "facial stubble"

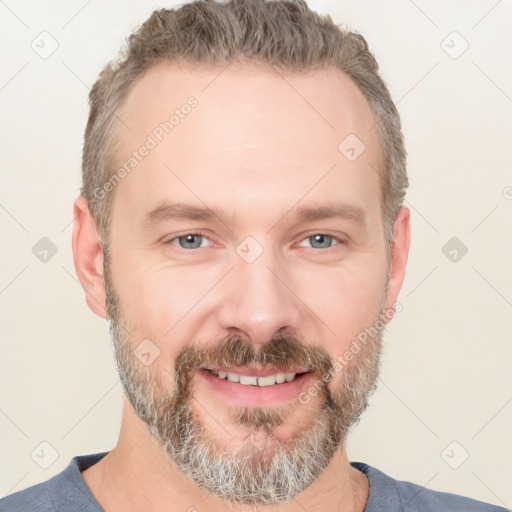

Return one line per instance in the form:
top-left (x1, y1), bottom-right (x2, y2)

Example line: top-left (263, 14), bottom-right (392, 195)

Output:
top-left (103, 262), bottom-right (384, 505)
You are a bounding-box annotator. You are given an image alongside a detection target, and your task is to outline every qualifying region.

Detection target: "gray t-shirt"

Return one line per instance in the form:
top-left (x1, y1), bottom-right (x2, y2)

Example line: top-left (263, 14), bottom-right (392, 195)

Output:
top-left (0, 452), bottom-right (508, 511)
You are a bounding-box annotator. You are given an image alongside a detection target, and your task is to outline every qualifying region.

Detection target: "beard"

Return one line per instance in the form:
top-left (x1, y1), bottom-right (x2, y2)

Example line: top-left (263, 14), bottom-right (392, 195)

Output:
top-left (104, 263), bottom-right (384, 505)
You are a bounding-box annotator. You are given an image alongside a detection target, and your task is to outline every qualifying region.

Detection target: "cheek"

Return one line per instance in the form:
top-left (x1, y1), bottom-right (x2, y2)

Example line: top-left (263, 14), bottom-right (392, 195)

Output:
top-left (114, 259), bottom-right (230, 376)
top-left (298, 263), bottom-right (386, 341)
top-left (111, 265), bottom-right (193, 371)
top-left (113, 248), bottom-right (200, 326)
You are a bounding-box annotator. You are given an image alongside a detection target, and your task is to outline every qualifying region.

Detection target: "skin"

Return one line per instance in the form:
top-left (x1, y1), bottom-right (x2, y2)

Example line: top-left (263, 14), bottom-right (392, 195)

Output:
top-left (73, 61), bottom-right (410, 512)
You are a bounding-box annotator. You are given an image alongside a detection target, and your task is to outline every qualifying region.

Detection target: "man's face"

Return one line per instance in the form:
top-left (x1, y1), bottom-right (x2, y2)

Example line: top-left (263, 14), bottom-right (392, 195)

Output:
top-left (101, 61), bottom-right (403, 504)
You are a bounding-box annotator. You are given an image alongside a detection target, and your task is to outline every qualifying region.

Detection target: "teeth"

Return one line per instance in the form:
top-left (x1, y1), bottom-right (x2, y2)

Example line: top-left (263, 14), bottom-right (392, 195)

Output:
top-left (210, 370), bottom-right (299, 386)
top-left (258, 375), bottom-right (277, 387)
top-left (275, 373), bottom-right (286, 384)
top-left (239, 375), bottom-right (258, 385)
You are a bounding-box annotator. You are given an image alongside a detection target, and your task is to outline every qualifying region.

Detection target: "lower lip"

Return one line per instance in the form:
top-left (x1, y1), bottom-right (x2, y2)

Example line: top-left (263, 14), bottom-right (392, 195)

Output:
top-left (198, 369), bottom-right (316, 406)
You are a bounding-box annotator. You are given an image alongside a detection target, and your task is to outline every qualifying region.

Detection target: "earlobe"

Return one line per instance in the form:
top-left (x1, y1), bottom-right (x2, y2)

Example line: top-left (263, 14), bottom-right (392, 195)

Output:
top-left (72, 196), bottom-right (108, 319)
top-left (384, 206), bottom-right (411, 315)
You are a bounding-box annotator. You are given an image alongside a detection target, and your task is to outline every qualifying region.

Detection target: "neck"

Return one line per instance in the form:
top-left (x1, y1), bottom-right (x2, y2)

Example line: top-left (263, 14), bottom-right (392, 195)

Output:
top-left (82, 398), bottom-right (369, 512)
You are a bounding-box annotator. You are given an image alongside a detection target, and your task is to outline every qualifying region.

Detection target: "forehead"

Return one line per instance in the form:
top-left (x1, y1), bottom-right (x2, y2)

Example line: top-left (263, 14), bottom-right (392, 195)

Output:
top-left (111, 60), bottom-right (384, 224)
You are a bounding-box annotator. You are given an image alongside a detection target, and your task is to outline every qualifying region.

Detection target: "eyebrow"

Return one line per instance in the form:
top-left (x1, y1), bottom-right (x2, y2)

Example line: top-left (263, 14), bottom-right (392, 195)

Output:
top-left (142, 202), bottom-right (367, 227)
top-left (143, 203), bottom-right (229, 226)
top-left (293, 204), bottom-right (367, 224)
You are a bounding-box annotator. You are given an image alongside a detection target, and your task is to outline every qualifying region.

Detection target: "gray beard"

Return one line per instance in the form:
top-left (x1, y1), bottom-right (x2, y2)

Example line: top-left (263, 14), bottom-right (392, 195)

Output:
top-left (105, 279), bottom-right (383, 505)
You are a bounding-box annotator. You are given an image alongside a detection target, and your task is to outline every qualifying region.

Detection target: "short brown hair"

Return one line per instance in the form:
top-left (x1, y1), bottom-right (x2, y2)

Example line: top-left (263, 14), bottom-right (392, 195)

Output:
top-left (81, 0), bottom-right (407, 246)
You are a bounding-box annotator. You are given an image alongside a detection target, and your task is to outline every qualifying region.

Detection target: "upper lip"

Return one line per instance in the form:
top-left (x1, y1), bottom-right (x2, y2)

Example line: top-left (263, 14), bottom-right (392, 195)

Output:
top-left (202, 366), bottom-right (311, 377)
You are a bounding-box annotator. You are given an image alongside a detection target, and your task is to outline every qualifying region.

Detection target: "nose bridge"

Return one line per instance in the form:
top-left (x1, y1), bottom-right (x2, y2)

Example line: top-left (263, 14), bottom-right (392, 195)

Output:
top-left (216, 241), bottom-right (302, 344)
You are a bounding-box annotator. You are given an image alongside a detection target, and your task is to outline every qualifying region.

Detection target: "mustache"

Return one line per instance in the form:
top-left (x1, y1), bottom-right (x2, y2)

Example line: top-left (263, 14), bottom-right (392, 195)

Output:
top-left (174, 332), bottom-right (334, 379)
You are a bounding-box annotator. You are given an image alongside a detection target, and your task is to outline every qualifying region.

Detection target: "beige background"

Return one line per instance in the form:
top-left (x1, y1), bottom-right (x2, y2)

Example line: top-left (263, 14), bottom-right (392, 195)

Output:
top-left (0, 0), bottom-right (511, 507)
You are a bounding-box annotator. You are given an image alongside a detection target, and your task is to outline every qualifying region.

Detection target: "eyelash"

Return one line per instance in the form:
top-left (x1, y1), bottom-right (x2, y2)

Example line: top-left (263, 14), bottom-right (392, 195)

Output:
top-left (165, 231), bottom-right (346, 251)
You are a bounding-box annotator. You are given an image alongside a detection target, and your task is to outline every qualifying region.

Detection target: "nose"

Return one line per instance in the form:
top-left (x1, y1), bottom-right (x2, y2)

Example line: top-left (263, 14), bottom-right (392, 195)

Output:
top-left (216, 246), bottom-right (304, 345)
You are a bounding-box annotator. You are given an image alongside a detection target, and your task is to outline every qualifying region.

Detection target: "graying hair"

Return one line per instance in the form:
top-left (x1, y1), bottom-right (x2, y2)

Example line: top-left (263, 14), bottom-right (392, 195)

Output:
top-left (81, 0), bottom-right (408, 247)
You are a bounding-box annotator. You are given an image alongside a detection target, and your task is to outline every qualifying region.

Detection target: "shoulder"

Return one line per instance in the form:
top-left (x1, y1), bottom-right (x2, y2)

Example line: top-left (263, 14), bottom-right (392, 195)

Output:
top-left (0, 453), bottom-right (108, 512)
top-left (0, 481), bottom-right (55, 512)
top-left (351, 461), bottom-right (509, 512)
top-left (394, 477), bottom-right (508, 511)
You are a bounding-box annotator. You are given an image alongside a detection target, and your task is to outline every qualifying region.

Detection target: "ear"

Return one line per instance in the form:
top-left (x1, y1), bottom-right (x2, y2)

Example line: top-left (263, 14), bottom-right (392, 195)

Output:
top-left (384, 206), bottom-right (411, 315)
top-left (72, 196), bottom-right (108, 319)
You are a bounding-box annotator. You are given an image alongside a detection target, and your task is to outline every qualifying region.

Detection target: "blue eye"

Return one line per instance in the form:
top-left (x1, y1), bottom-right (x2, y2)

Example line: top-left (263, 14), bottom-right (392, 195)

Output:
top-left (167, 232), bottom-right (342, 251)
top-left (175, 233), bottom-right (208, 249)
top-left (299, 234), bottom-right (340, 249)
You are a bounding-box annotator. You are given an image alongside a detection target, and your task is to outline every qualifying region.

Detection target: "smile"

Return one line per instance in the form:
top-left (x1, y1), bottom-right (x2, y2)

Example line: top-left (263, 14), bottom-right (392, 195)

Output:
top-left (204, 369), bottom-right (308, 387)
top-left (199, 367), bottom-right (315, 406)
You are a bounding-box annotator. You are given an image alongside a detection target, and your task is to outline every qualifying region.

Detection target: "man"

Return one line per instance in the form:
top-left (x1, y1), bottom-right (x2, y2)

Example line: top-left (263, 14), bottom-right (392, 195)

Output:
top-left (1, 1), bottom-right (507, 511)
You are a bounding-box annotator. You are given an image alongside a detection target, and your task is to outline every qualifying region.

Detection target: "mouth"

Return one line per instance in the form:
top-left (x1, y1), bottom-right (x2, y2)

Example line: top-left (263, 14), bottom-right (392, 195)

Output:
top-left (198, 366), bottom-right (315, 406)
top-left (203, 368), bottom-right (310, 386)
